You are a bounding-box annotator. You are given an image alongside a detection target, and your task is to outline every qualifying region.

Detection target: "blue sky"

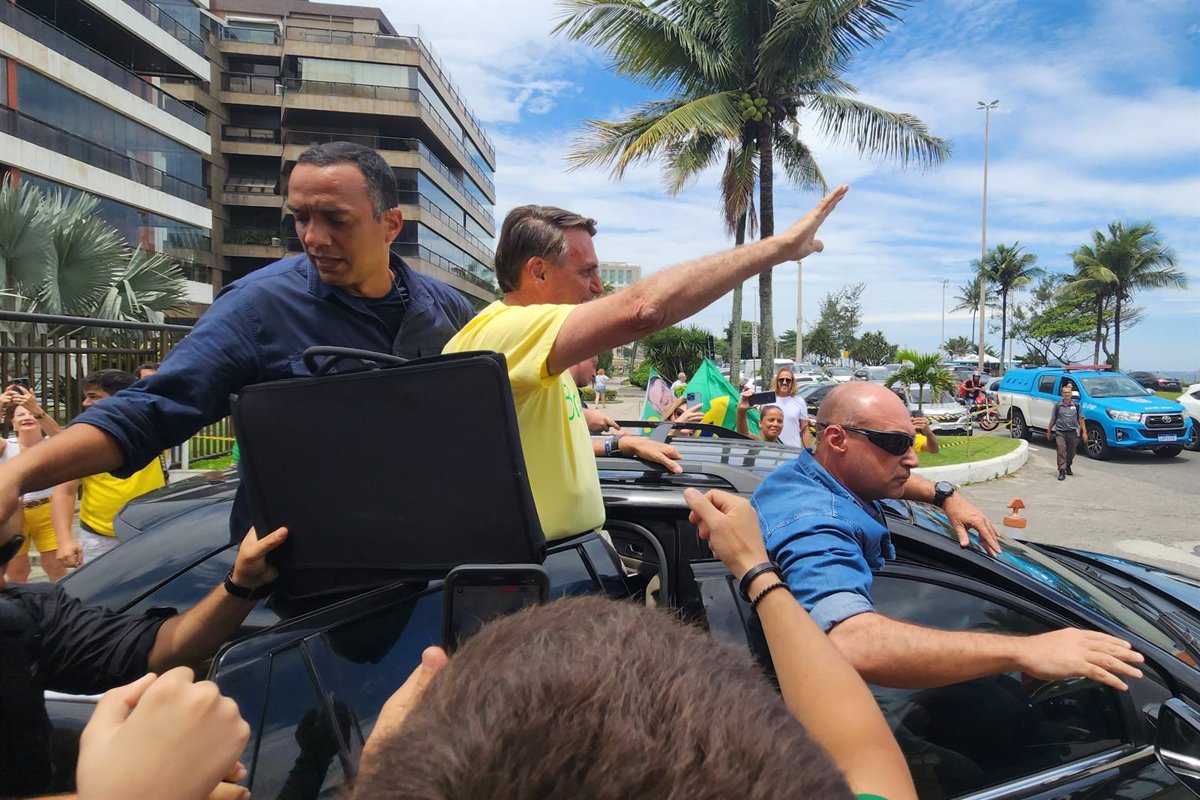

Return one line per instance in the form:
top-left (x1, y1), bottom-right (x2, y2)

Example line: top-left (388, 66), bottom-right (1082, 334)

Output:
top-left (352, 0), bottom-right (1200, 371)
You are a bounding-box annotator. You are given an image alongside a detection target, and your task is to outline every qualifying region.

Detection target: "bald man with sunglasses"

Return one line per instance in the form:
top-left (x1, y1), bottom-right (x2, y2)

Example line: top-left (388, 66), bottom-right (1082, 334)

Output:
top-left (751, 382), bottom-right (1144, 692)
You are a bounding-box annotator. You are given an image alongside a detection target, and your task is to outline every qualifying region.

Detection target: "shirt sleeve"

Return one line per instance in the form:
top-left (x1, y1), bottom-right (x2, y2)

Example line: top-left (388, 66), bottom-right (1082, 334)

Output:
top-left (72, 285), bottom-right (262, 477)
top-left (26, 582), bottom-right (176, 695)
top-left (464, 304), bottom-right (574, 399)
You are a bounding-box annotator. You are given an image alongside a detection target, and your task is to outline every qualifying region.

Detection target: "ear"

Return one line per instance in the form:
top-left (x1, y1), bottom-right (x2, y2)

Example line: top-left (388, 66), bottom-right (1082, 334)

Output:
top-left (822, 425), bottom-right (850, 454)
top-left (381, 208), bottom-right (404, 244)
top-left (526, 256), bottom-right (549, 284)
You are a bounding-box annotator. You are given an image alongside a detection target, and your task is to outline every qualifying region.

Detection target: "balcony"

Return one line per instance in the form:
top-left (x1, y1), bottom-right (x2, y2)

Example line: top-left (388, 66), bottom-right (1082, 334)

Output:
top-left (394, 243), bottom-right (495, 294)
top-left (281, 79), bottom-right (494, 197)
top-left (284, 25), bottom-right (494, 165)
top-left (282, 130), bottom-right (494, 228)
top-left (221, 124), bottom-right (281, 156)
top-left (120, 0), bottom-right (205, 55)
top-left (0, 106), bottom-right (208, 207)
top-left (396, 191), bottom-right (493, 264)
top-left (0, 1), bottom-right (206, 131)
top-left (221, 176), bottom-right (281, 207)
top-left (222, 227), bottom-right (283, 260)
top-left (218, 24), bottom-right (280, 45)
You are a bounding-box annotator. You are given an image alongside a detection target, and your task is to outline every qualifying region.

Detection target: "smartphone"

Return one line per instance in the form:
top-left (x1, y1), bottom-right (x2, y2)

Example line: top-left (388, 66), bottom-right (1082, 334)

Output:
top-left (10, 378), bottom-right (30, 390)
top-left (442, 564), bottom-right (549, 653)
top-left (684, 390), bottom-right (703, 407)
top-left (910, 409), bottom-right (925, 418)
top-left (747, 390), bottom-right (776, 406)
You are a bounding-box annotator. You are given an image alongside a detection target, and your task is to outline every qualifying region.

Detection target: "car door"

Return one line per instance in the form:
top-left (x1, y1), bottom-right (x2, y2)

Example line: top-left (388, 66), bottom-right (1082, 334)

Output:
top-left (1028, 373), bottom-right (1060, 431)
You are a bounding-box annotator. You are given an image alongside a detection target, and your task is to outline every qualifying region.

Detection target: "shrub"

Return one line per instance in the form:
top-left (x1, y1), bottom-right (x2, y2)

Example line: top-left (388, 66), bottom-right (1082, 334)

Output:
top-left (579, 388), bottom-right (618, 401)
top-left (629, 362), bottom-right (652, 388)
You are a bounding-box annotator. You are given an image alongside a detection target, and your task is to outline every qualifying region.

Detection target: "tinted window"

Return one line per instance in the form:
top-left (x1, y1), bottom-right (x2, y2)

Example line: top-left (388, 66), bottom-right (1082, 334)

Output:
top-left (253, 647), bottom-right (348, 799)
top-left (871, 576), bottom-right (1125, 798)
top-left (1038, 375), bottom-right (1057, 394)
top-left (544, 545), bottom-right (598, 599)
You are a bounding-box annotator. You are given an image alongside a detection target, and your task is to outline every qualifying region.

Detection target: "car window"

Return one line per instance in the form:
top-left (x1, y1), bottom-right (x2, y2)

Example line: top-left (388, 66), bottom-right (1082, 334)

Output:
top-left (252, 646), bottom-right (348, 800)
top-left (871, 576), bottom-right (1126, 799)
top-left (1037, 375), bottom-right (1057, 394)
top-left (1079, 375), bottom-right (1146, 398)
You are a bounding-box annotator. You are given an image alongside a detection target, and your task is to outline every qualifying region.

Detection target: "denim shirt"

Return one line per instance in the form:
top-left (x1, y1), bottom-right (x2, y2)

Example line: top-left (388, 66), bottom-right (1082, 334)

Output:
top-left (75, 253), bottom-right (474, 537)
top-left (751, 449), bottom-right (895, 632)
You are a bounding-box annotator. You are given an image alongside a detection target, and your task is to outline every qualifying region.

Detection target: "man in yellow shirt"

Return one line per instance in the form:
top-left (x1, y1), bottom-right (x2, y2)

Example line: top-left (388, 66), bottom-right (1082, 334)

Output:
top-left (445, 188), bottom-right (848, 540)
top-left (53, 370), bottom-right (167, 568)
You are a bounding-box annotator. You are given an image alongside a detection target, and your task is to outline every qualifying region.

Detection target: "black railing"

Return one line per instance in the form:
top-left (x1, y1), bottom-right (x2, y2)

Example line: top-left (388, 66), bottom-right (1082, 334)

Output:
top-left (282, 130), bottom-right (494, 226)
top-left (218, 24), bottom-right (280, 45)
top-left (222, 124), bottom-right (280, 143)
top-left (0, 106), bottom-right (208, 206)
top-left (222, 74), bottom-right (281, 94)
top-left (0, 2), bottom-right (205, 130)
top-left (395, 191), bottom-right (493, 259)
top-left (0, 310), bottom-right (232, 464)
top-left (283, 239), bottom-right (495, 293)
top-left (223, 227), bottom-right (279, 245)
top-left (120, 0), bottom-right (205, 55)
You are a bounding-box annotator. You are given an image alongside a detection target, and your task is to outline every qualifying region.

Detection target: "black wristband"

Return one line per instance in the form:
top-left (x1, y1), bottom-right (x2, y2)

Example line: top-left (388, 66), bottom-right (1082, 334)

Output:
top-left (738, 561), bottom-right (783, 602)
top-left (223, 569), bottom-right (274, 600)
top-left (750, 580), bottom-right (789, 612)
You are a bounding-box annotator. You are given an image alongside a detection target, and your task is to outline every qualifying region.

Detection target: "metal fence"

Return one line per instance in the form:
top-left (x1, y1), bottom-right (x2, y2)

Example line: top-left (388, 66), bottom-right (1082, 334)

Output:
top-left (0, 311), bottom-right (234, 468)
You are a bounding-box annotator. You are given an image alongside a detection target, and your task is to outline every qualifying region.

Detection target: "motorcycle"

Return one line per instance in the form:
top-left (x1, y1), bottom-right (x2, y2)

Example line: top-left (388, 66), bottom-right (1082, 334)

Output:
top-left (960, 388), bottom-right (1001, 432)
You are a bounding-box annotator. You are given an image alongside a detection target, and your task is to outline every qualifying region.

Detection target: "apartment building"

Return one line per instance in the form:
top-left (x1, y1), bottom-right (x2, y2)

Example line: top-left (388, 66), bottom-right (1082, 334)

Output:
top-left (600, 262), bottom-right (640, 292)
top-left (203, 0), bottom-right (497, 305)
top-left (0, 0), bottom-right (216, 309)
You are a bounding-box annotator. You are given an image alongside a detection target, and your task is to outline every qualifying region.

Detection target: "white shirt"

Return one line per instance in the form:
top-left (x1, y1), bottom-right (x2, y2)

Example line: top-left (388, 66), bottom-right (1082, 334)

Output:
top-left (671, 380), bottom-right (687, 394)
top-left (773, 395), bottom-right (809, 448)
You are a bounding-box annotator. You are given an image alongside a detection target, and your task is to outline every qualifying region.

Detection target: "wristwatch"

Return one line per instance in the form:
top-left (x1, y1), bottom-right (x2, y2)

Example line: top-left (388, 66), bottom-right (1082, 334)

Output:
top-left (933, 481), bottom-right (955, 508)
top-left (223, 569), bottom-right (274, 600)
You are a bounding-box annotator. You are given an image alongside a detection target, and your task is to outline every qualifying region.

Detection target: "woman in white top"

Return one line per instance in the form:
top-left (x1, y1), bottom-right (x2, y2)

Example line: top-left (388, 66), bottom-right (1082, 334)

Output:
top-left (770, 366), bottom-right (814, 449)
top-left (3, 386), bottom-right (65, 581)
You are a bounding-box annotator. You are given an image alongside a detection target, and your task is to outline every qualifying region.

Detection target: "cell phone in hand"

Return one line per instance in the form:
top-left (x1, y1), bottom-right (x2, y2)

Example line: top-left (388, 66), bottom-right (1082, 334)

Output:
top-left (684, 390), bottom-right (703, 407)
top-left (910, 409), bottom-right (925, 418)
top-left (442, 564), bottom-right (549, 654)
top-left (10, 378), bottom-right (30, 390)
top-left (746, 390), bottom-right (776, 406)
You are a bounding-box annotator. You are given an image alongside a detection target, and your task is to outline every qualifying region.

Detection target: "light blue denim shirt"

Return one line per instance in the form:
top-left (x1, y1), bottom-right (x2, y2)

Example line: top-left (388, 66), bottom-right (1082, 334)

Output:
top-left (751, 449), bottom-right (895, 632)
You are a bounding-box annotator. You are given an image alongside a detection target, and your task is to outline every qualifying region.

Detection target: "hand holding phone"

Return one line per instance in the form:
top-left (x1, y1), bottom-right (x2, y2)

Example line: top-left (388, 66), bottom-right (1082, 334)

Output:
top-left (746, 390), bottom-right (776, 407)
top-left (684, 390), bottom-right (703, 407)
top-left (10, 377), bottom-right (30, 391)
top-left (442, 564), bottom-right (549, 654)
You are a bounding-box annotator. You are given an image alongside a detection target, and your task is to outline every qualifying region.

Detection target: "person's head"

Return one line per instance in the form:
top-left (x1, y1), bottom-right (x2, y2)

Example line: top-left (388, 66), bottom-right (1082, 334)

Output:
top-left (137, 362), bottom-right (159, 379)
top-left (815, 382), bottom-right (919, 501)
top-left (12, 404), bottom-right (40, 439)
top-left (569, 356), bottom-right (598, 389)
top-left (352, 596), bottom-right (852, 800)
top-left (597, 368), bottom-right (606, 377)
top-left (759, 405), bottom-right (784, 442)
top-left (288, 142), bottom-right (403, 296)
top-left (495, 205), bottom-right (600, 303)
top-left (677, 372), bottom-right (687, 382)
top-left (81, 369), bottom-right (136, 408)
top-left (772, 366), bottom-right (796, 397)
top-left (647, 376), bottom-right (675, 415)
top-left (1061, 382), bottom-right (1075, 402)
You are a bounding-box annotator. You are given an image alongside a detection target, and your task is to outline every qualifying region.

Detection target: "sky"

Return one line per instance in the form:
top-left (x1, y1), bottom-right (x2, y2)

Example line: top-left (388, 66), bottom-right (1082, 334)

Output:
top-left (344, 0), bottom-right (1200, 372)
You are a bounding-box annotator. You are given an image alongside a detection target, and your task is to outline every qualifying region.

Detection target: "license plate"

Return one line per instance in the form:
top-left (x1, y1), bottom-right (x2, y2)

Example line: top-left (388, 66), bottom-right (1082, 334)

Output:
top-left (1158, 434), bottom-right (1178, 442)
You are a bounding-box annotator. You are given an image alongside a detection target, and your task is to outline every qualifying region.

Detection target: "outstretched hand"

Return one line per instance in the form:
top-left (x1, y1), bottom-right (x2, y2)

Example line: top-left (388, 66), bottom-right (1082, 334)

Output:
top-left (779, 185), bottom-right (849, 262)
top-left (1017, 628), bottom-right (1144, 691)
top-left (942, 493), bottom-right (1002, 557)
top-left (619, 435), bottom-right (684, 474)
top-left (684, 488), bottom-right (769, 580)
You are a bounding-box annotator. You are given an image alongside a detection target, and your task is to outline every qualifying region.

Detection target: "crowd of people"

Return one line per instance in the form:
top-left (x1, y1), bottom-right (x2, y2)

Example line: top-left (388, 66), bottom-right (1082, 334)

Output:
top-left (0, 142), bottom-right (1149, 799)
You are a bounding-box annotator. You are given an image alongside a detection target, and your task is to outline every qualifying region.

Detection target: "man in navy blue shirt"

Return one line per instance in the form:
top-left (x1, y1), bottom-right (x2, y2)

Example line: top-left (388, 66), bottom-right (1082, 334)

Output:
top-left (0, 142), bottom-right (474, 540)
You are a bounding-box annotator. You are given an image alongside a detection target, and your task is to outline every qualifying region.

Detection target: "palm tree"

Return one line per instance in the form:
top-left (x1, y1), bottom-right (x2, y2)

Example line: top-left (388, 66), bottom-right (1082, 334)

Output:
top-left (951, 274), bottom-right (997, 352)
top-left (1064, 222), bottom-right (1185, 369)
top-left (977, 242), bottom-right (1043, 373)
top-left (885, 350), bottom-right (956, 412)
top-left (555, 0), bottom-right (950, 382)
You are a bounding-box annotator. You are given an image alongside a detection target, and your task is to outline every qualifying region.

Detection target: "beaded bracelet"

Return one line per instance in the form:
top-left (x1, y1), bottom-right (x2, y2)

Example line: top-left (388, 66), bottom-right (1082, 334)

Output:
top-left (738, 561), bottom-right (783, 602)
top-left (750, 580), bottom-right (789, 612)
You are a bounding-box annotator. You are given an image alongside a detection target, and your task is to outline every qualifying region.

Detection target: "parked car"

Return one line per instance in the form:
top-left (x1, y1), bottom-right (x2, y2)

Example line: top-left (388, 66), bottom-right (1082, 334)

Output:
top-left (853, 366), bottom-right (895, 382)
top-left (1179, 383), bottom-right (1200, 451)
top-left (795, 381), bottom-right (837, 415)
top-left (47, 437), bottom-right (1200, 800)
top-left (1129, 371), bottom-right (1184, 393)
top-left (824, 366), bottom-right (856, 383)
top-left (984, 376), bottom-right (1002, 402)
top-left (891, 385), bottom-right (972, 436)
top-left (997, 367), bottom-right (1192, 459)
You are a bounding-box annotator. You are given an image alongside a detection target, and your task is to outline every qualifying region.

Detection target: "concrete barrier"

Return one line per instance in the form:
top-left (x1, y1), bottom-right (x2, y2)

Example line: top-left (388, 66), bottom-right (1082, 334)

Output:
top-left (913, 440), bottom-right (1029, 486)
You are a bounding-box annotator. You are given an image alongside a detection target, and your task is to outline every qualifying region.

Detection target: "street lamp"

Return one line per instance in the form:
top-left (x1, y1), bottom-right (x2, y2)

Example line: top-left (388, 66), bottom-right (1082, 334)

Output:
top-left (940, 278), bottom-right (949, 349)
top-left (977, 99), bottom-right (998, 375)
top-left (795, 260), bottom-right (804, 364)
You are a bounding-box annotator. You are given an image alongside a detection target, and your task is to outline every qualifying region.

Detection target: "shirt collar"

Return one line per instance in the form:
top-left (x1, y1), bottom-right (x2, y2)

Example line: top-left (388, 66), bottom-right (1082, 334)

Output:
top-left (306, 252), bottom-right (429, 312)
top-left (791, 448), bottom-right (887, 523)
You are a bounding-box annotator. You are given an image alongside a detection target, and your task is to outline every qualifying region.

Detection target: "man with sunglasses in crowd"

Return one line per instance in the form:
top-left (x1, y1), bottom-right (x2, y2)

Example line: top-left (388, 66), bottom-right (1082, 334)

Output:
top-left (751, 382), bottom-right (1145, 691)
top-left (0, 522), bottom-right (286, 796)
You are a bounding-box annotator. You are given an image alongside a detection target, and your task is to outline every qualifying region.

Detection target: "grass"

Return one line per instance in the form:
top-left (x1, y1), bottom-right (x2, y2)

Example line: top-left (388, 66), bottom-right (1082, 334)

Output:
top-left (189, 454), bottom-right (235, 470)
top-left (1155, 390), bottom-right (1182, 401)
top-left (917, 436), bottom-right (1021, 468)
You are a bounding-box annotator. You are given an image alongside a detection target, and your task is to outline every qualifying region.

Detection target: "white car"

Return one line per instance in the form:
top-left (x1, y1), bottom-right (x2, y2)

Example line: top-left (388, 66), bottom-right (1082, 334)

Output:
top-left (1180, 382), bottom-right (1200, 451)
top-left (895, 385), bottom-right (972, 436)
top-left (824, 366), bottom-right (856, 383)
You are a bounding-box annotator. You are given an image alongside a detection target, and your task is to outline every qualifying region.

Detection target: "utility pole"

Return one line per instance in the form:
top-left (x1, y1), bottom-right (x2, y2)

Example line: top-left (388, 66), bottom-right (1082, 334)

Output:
top-left (795, 260), bottom-right (804, 364)
top-left (941, 279), bottom-right (949, 351)
top-left (977, 99), bottom-right (999, 374)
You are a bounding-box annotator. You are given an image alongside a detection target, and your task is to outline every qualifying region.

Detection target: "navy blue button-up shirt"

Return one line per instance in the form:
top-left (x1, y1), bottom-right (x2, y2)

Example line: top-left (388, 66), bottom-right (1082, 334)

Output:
top-left (76, 253), bottom-right (475, 537)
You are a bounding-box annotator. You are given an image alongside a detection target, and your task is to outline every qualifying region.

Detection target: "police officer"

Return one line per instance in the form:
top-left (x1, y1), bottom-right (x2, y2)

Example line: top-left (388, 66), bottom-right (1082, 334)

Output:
top-left (0, 524), bottom-right (286, 795)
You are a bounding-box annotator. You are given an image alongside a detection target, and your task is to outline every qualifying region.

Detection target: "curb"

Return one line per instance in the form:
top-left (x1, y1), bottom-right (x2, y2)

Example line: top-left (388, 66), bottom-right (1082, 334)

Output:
top-left (913, 439), bottom-right (1029, 486)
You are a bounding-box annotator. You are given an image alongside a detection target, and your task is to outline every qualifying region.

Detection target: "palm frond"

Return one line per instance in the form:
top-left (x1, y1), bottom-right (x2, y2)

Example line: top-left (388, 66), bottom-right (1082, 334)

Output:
top-left (92, 247), bottom-right (189, 323)
top-left (773, 128), bottom-right (828, 194)
top-left (761, 0), bottom-right (911, 79)
top-left (35, 190), bottom-right (123, 316)
top-left (808, 91), bottom-right (951, 170)
top-left (662, 131), bottom-right (723, 195)
top-left (720, 141), bottom-right (758, 236)
top-left (0, 177), bottom-right (53, 297)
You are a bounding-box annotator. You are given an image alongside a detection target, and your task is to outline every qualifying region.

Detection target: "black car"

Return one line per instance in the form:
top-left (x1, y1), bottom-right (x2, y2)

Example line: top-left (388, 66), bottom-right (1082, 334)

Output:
top-left (1129, 371), bottom-right (1184, 393)
top-left (48, 437), bottom-right (1200, 800)
top-left (795, 381), bottom-right (837, 415)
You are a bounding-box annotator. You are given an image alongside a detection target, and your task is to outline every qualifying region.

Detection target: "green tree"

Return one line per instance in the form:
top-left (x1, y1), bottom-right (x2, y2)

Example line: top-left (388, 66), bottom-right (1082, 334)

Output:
top-left (885, 350), bottom-right (956, 411)
top-left (802, 323), bottom-right (838, 364)
top-left (815, 282), bottom-right (864, 353)
top-left (722, 319), bottom-right (756, 360)
top-left (641, 324), bottom-right (710, 379)
top-left (1008, 276), bottom-right (1092, 365)
top-left (849, 330), bottom-right (896, 365)
top-left (557, 0), bottom-right (949, 384)
top-left (1064, 221), bottom-right (1185, 369)
top-left (951, 274), bottom-right (998, 351)
top-left (942, 335), bottom-right (974, 359)
top-left (777, 328), bottom-right (796, 359)
top-left (977, 242), bottom-right (1043, 372)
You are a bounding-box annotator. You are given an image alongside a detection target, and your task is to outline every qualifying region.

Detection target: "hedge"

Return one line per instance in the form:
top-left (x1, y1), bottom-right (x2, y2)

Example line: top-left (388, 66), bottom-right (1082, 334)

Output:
top-left (579, 387), bottom-right (619, 401)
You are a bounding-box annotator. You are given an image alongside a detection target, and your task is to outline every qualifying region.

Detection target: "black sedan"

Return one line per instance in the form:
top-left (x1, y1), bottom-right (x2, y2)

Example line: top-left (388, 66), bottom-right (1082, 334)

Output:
top-left (46, 437), bottom-right (1200, 800)
top-left (1129, 371), bottom-right (1184, 393)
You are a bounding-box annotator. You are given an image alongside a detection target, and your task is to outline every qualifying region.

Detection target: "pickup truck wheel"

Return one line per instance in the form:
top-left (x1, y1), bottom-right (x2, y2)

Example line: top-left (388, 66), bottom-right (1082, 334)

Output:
top-left (1185, 419), bottom-right (1199, 452)
top-left (1010, 409), bottom-right (1031, 441)
top-left (1083, 422), bottom-right (1109, 460)
top-left (1153, 445), bottom-right (1183, 458)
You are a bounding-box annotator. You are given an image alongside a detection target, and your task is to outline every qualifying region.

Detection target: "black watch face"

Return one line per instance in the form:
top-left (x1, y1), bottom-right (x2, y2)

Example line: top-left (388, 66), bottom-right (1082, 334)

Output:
top-left (935, 481), bottom-right (954, 496)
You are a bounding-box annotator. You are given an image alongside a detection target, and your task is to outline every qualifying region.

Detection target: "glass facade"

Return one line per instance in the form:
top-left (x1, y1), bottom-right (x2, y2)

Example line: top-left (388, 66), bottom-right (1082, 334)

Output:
top-left (16, 66), bottom-right (204, 186)
top-left (463, 135), bottom-right (493, 184)
top-left (399, 222), bottom-right (492, 282)
top-left (463, 173), bottom-right (489, 209)
top-left (294, 57), bottom-right (415, 90)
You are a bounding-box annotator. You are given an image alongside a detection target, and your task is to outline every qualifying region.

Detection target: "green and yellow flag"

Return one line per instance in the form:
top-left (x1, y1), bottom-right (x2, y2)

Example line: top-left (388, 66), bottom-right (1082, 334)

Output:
top-left (685, 359), bottom-right (759, 435)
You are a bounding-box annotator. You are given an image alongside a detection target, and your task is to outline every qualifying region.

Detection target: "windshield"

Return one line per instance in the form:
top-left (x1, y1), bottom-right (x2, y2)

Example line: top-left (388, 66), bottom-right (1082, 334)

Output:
top-left (902, 385), bottom-right (957, 405)
top-left (827, 367), bottom-right (853, 376)
top-left (1079, 375), bottom-right (1147, 398)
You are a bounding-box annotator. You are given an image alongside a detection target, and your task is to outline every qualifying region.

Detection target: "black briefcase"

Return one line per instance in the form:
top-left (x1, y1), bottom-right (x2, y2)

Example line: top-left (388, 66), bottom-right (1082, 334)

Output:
top-left (232, 347), bottom-right (546, 599)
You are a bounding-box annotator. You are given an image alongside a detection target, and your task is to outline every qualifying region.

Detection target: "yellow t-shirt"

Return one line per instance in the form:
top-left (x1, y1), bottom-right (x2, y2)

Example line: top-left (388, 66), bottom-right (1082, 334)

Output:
top-left (79, 460), bottom-right (167, 537)
top-left (444, 301), bottom-right (603, 540)
top-left (915, 433), bottom-right (929, 453)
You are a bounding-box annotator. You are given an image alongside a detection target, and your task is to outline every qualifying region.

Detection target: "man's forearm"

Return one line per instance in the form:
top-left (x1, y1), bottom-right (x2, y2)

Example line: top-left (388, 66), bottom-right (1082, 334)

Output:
top-left (8, 424), bottom-right (123, 496)
top-left (900, 473), bottom-right (937, 503)
top-left (147, 584), bottom-right (257, 673)
top-left (829, 612), bottom-right (1020, 688)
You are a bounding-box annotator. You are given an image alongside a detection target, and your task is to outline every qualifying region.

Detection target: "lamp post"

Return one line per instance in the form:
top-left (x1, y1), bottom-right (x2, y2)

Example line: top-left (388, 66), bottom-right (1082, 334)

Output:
top-left (795, 260), bottom-right (804, 365)
top-left (940, 279), bottom-right (949, 350)
top-left (977, 99), bottom-right (998, 375)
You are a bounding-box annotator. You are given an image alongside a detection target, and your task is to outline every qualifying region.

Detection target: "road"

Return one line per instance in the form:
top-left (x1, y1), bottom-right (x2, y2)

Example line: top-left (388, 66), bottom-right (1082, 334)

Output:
top-left (963, 436), bottom-right (1200, 577)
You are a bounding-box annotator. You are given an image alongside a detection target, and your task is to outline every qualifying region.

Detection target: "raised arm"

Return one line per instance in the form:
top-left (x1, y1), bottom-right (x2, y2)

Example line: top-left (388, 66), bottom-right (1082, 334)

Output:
top-left (546, 187), bottom-right (847, 375)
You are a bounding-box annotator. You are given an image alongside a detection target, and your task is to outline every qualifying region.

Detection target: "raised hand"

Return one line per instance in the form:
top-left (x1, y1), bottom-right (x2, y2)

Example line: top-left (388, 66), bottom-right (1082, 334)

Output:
top-left (778, 185), bottom-right (849, 262)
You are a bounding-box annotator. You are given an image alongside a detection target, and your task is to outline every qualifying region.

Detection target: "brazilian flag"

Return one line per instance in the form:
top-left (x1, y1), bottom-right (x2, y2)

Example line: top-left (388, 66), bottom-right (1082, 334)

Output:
top-left (686, 359), bottom-right (759, 435)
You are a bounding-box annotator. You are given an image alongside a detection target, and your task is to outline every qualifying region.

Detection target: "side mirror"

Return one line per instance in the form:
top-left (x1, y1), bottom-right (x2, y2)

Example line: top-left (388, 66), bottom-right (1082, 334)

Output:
top-left (1156, 698), bottom-right (1200, 794)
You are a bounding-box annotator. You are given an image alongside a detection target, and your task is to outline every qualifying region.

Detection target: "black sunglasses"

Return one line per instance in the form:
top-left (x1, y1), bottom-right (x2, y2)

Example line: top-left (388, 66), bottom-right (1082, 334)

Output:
top-left (0, 534), bottom-right (26, 566)
top-left (820, 424), bottom-right (915, 456)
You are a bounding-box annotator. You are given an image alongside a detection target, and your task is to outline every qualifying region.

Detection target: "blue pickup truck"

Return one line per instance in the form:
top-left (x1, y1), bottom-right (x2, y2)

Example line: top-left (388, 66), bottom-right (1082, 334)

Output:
top-left (997, 366), bottom-right (1192, 459)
